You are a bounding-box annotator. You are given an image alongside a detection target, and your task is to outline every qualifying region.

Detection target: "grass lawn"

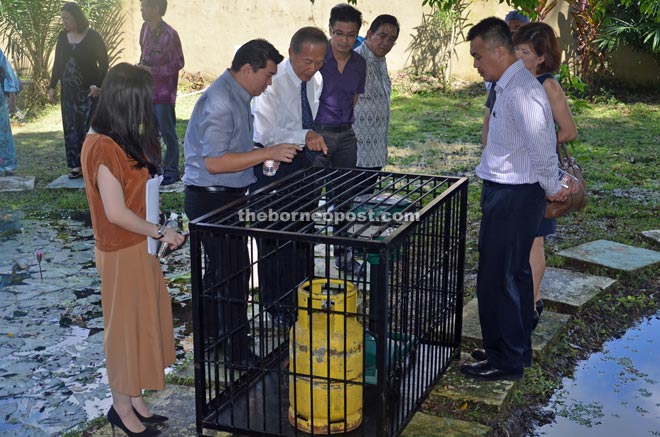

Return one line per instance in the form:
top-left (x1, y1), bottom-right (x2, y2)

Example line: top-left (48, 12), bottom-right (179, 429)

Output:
top-left (4, 81), bottom-right (659, 434)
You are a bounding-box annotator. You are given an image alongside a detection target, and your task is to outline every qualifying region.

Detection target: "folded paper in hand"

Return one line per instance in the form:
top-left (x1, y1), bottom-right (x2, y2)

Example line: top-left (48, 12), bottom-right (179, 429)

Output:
top-left (146, 175), bottom-right (163, 255)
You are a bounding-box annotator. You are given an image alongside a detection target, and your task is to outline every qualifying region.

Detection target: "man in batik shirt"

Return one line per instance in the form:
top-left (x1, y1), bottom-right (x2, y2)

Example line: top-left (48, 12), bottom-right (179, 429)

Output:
top-left (354, 14), bottom-right (399, 170)
top-left (138, 0), bottom-right (185, 185)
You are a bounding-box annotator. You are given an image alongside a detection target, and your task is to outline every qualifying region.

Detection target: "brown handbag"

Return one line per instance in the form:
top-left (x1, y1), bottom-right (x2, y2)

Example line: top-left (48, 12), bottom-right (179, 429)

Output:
top-left (544, 143), bottom-right (588, 219)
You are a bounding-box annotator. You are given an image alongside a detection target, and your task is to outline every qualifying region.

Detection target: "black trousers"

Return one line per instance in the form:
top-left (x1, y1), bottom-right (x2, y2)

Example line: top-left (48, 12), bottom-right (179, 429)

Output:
top-left (310, 126), bottom-right (357, 169)
top-left (310, 127), bottom-right (361, 258)
top-left (251, 155), bottom-right (313, 319)
top-left (184, 187), bottom-right (251, 362)
top-left (477, 181), bottom-right (545, 372)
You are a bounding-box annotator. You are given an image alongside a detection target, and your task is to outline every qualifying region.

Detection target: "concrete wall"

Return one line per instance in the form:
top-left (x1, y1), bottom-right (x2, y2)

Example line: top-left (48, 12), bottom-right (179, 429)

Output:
top-left (610, 47), bottom-right (660, 86)
top-left (442, 1), bottom-right (578, 82)
top-left (120, 0), bottom-right (533, 81)
top-left (120, 0), bottom-right (435, 76)
top-left (5, 1), bottom-right (656, 86)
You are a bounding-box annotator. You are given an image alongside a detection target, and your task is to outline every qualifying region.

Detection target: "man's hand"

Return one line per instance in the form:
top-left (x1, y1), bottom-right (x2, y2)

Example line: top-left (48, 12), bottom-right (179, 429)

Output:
top-left (7, 92), bottom-right (16, 114)
top-left (269, 144), bottom-right (302, 163)
top-left (305, 131), bottom-right (328, 154)
top-left (546, 186), bottom-right (570, 203)
top-left (88, 85), bottom-right (102, 98)
top-left (547, 175), bottom-right (580, 203)
top-left (136, 63), bottom-right (152, 73)
top-left (48, 88), bottom-right (57, 104)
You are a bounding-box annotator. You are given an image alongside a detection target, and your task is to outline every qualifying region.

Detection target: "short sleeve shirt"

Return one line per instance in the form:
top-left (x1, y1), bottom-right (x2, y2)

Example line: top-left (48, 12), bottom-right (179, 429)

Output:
top-left (314, 46), bottom-right (366, 125)
top-left (81, 134), bottom-right (150, 252)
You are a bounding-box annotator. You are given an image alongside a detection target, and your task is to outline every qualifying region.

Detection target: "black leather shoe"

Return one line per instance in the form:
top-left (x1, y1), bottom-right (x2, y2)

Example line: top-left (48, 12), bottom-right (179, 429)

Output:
top-left (107, 406), bottom-right (161, 436)
top-left (471, 349), bottom-right (531, 368)
top-left (161, 175), bottom-right (180, 186)
top-left (460, 360), bottom-right (523, 381)
top-left (471, 348), bottom-right (487, 361)
top-left (334, 256), bottom-right (365, 278)
top-left (532, 299), bottom-right (544, 330)
top-left (536, 299), bottom-right (544, 317)
top-left (133, 407), bottom-right (168, 424)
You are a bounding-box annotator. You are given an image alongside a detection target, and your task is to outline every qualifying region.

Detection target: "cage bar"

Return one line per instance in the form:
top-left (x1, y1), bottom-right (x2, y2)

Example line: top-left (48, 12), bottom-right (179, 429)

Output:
top-left (190, 167), bottom-right (468, 436)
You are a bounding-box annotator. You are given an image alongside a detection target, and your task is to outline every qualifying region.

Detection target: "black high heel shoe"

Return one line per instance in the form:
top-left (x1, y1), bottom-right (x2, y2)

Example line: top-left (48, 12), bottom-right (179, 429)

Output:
top-left (133, 406), bottom-right (169, 423)
top-left (107, 406), bottom-right (161, 436)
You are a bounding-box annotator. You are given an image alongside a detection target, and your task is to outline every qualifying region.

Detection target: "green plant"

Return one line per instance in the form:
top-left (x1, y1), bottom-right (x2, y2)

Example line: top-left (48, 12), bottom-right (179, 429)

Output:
top-left (407, 1), bottom-right (471, 89)
top-left (0, 0), bottom-right (61, 110)
top-left (512, 0), bottom-right (558, 22)
top-left (0, 0), bottom-right (125, 114)
top-left (79, 0), bottom-right (126, 66)
top-left (557, 64), bottom-right (591, 113)
top-left (564, 0), bottom-right (613, 93)
top-left (620, 0), bottom-right (660, 22)
top-left (615, 294), bottom-right (655, 312)
top-left (597, 2), bottom-right (660, 69)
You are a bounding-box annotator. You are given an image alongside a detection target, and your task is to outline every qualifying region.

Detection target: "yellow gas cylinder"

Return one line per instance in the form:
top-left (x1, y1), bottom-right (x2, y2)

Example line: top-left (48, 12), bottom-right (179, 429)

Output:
top-left (289, 279), bottom-right (363, 434)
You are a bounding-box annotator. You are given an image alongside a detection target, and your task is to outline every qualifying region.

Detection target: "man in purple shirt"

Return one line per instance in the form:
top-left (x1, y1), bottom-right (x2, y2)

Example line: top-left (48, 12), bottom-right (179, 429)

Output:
top-left (138, 0), bottom-right (185, 185)
top-left (312, 3), bottom-right (367, 276)
top-left (311, 3), bottom-right (366, 169)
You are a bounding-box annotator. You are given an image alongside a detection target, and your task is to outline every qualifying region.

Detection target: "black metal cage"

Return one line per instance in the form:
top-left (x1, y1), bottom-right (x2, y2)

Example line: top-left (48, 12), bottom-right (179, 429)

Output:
top-left (189, 168), bottom-right (468, 436)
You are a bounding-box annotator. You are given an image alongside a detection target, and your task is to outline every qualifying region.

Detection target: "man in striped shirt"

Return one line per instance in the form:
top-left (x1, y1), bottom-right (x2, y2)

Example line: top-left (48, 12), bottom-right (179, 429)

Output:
top-left (461, 17), bottom-right (573, 382)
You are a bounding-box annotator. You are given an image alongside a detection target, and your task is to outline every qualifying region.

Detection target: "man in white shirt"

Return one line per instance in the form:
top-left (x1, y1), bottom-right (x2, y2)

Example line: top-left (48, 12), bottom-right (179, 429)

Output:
top-left (251, 26), bottom-right (328, 328)
top-left (253, 26), bottom-right (328, 176)
top-left (461, 17), bottom-right (573, 382)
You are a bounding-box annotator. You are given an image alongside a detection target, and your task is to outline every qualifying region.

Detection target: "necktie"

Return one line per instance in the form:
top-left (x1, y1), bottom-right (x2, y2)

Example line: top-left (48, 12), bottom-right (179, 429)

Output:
top-left (488, 82), bottom-right (497, 108)
top-left (301, 81), bottom-right (313, 130)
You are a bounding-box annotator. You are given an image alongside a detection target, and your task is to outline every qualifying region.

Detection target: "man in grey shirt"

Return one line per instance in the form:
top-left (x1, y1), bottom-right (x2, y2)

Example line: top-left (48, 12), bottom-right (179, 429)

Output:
top-left (461, 17), bottom-right (573, 382)
top-left (183, 39), bottom-right (300, 365)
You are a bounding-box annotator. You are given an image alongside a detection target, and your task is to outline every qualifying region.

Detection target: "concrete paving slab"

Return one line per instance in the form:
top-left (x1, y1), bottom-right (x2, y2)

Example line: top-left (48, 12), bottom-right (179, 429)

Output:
top-left (425, 353), bottom-right (515, 416)
top-left (0, 209), bottom-right (22, 237)
top-left (558, 239), bottom-right (660, 272)
top-left (402, 412), bottom-right (491, 436)
top-left (93, 384), bottom-right (230, 436)
top-left (160, 179), bottom-right (184, 193)
top-left (641, 229), bottom-right (660, 245)
top-left (540, 267), bottom-right (616, 313)
top-left (0, 175), bottom-right (35, 191)
top-left (47, 174), bottom-right (85, 189)
top-left (462, 299), bottom-right (571, 359)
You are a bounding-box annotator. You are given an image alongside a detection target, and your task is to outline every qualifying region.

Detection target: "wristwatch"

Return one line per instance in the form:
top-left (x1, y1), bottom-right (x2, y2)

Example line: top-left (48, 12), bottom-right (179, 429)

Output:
top-left (156, 224), bottom-right (166, 240)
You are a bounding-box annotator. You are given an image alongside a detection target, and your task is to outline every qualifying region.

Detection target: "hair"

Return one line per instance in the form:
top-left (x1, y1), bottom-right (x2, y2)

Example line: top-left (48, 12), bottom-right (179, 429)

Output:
top-left (466, 17), bottom-right (514, 54)
top-left (290, 27), bottom-right (328, 54)
top-left (143, 0), bottom-right (167, 16)
top-left (329, 3), bottom-right (362, 30)
top-left (513, 22), bottom-right (562, 74)
top-left (230, 39), bottom-right (284, 72)
top-left (62, 2), bottom-right (89, 32)
top-left (368, 14), bottom-right (400, 37)
top-left (91, 63), bottom-right (160, 174)
top-left (505, 10), bottom-right (530, 25)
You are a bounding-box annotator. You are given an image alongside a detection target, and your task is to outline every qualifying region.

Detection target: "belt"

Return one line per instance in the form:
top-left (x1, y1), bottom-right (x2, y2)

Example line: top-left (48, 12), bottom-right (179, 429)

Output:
top-left (313, 123), bottom-right (352, 132)
top-left (185, 185), bottom-right (246, 194)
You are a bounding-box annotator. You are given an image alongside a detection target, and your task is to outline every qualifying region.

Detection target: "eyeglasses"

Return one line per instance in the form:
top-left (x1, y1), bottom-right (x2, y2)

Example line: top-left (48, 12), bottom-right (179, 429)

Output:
top-left (331, 28), bottom-right (358, 41)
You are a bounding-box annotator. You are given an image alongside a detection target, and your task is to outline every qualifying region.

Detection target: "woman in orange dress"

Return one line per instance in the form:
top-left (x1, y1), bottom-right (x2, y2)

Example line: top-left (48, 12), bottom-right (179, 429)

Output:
top-left (81, 63), bottom-right (185, 436)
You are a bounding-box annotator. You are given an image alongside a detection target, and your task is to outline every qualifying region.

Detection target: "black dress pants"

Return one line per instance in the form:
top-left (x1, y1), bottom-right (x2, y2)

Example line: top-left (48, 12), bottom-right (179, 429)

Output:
top-left (476, 181), bottom-right (545, 372)
top-left (251, 154), bottom-right (313, 323)
top-left (184, 187), bottom-right (251, 363)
